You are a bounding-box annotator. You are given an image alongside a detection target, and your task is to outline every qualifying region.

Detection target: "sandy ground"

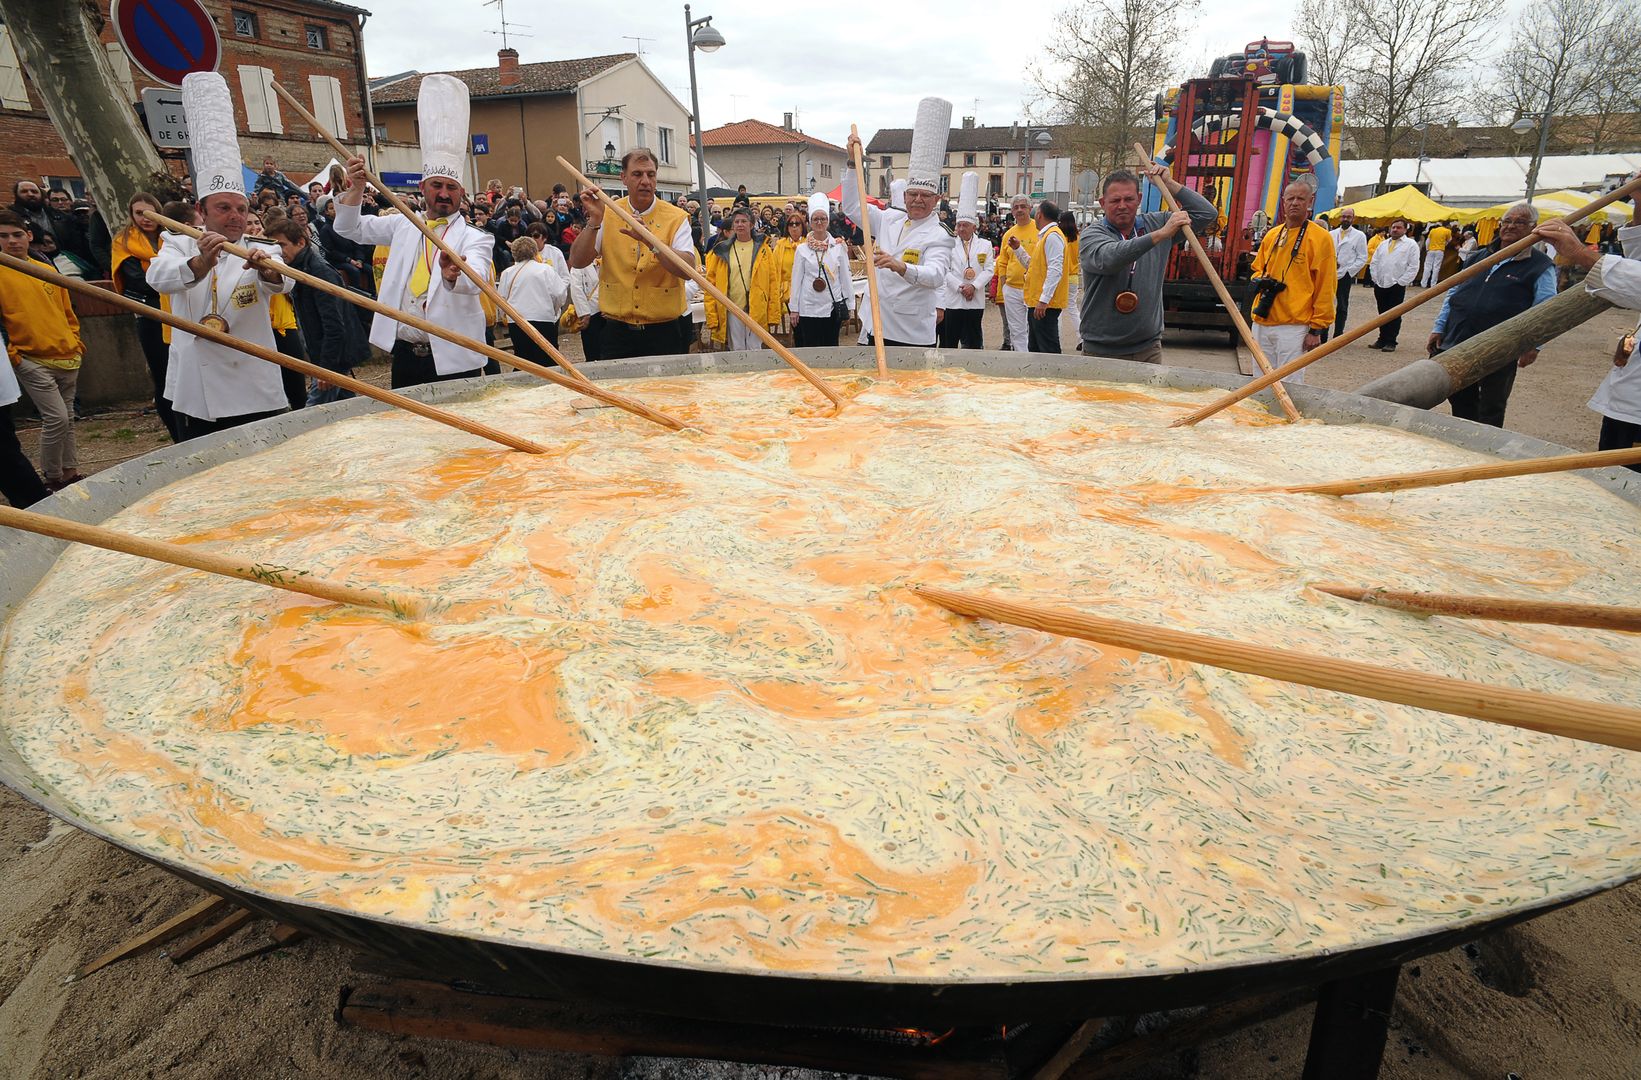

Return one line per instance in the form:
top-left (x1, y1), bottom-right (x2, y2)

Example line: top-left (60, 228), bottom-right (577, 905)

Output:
top-left (5, 294), bottom-right (1641, 1079)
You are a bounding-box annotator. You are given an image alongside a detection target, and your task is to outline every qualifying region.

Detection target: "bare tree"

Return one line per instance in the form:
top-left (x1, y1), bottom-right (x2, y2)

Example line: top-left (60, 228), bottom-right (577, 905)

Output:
top-left (1027, 0), bottom-right (1200, 175)
top-left (1295, 0), bottom-right (1351, 88)
top-left (1296, 0), bottom-right (1503, 187)
top-left (1580, 24), bottom-right (1641, 152)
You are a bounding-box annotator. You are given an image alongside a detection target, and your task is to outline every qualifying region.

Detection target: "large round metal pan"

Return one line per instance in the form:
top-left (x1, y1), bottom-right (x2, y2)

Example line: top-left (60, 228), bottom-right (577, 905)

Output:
top-left (4, 349), bottom-right (1638, 1027)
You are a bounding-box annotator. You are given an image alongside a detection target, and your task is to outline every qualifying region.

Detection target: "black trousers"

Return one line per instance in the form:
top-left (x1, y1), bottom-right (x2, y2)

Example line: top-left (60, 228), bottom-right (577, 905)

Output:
top-left (1027, 308), bottom-right (1063, 353)
top-left (0, 403), bottom-right (48, 507)
top-left (274, 329), bottom-right (307, 411)
top-left (1371, 284), bottom-right (1406, 346)
top-left (175, 407), bottom-right (287, 443)
top-left (939, 307), bottom-right (984, 350)
top-left (1331, 276), bottom-right (1352, 339)
top-left (793, 313), bottom-right (842, 348)
top-left (1598, 415), bottom-right (1641, 470)
top-left (867, 334), bottom-right (936, 348)
top-left (391, 341), bottom-right (500, 389)
top-left (581, 314), bottom-right (606, 361)
top-left (599, 315), bottom-right (692, 361)
top-left (511, 320), bottom-right (560, 369)
top-left (1447, 362), bottom-right (1518, 428)
top-left (134, 315), bottom-right (178, 442)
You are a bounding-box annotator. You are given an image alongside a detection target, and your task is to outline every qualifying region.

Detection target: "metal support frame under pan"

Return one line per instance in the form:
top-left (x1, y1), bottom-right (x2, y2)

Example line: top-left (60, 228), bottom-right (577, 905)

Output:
top-left (2, 348), bottom-right (1638, 1030)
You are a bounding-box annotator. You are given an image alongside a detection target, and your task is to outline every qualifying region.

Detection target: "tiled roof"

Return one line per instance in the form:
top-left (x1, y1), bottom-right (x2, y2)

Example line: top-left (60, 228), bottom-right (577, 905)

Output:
top-left (372, 53), bottom-right (635, 105)
top-left (691, 118), bottom-right (844, 153)
top-left (865, 125), bottom-right (1073, 154)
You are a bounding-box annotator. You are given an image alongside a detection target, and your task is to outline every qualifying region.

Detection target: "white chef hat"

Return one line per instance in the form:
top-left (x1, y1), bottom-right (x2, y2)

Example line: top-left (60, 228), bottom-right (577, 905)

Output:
top-left (956, 172), bottom-right (980, 223)
top-left (418, 74), bottom-right (470, 184)
top-left (807, 191), bottom-right (829, 220)
top-left (181, 72), bottom-right (244, 202)
top-left (905, 97), bottom-right (952, 193)
top-left (890, 179), bottom-right (907, 210)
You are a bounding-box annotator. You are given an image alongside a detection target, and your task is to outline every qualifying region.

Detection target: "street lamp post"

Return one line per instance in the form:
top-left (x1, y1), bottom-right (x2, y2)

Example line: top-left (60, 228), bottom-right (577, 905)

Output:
top-left (1511, 110), bottom-right (1552, 204)
top-left (1413, 121), bottom-right (1430, 190)
top-left (684, 5), bottom-right (725, 235)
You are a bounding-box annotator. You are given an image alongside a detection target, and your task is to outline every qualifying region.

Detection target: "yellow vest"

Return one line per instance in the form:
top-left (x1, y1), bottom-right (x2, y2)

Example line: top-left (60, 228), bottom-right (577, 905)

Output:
top-left (269, 292), bottom-right (297, 333)
top-left (1024, 224), bottom-right (1069, 309)
top-left (598, 197), bottom-right (691, 325)
top-left (997, 219), bottom-right (1039, 292)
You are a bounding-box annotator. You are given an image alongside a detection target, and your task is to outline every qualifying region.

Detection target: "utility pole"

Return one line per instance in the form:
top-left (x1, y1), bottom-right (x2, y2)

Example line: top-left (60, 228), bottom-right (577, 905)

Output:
top-left (0, 0), bottom-right (167, 216)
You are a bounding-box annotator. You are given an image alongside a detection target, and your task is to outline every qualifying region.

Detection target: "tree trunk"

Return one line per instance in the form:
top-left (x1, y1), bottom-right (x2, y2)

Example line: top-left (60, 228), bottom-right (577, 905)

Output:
top-left (1354, 284), bottom-right (1616, 408)
top-left (0, 0), bottom-right (166, 221)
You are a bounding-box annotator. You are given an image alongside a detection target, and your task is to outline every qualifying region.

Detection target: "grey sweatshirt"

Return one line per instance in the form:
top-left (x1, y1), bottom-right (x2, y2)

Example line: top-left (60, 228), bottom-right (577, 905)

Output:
top-left (1077, 185), bottom-right (1217, 355)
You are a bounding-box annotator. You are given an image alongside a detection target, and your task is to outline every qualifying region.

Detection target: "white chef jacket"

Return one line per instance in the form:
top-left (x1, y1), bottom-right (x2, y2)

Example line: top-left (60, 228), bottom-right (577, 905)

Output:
top-left (1586, 223), bottom-right (1641, 425)
top-left (148, 233), bottom-right (294, 421)
top-left (1368, 235), bottom-right (1419, 288)
top-left (840, 169), bottom-right (953, 345)
top-left (787, 238), bottom-right (854, 319)
top-left (941, 234), bottom-right (995, 310)
top-left (1330, 226), bottom-right (1368, 279)
top-left (334, 202), bottom-right (492, 376)
top-left (497, 259), bottom-right (569, 323)
top-left (569, 263), bottom-right (600, 316)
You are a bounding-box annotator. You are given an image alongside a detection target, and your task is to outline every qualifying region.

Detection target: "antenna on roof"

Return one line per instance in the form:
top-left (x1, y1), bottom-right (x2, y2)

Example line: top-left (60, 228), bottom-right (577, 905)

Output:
top-left (622, 35), bottom-right (655, 54)
top-left (484, 0), bottom-right (533, 50)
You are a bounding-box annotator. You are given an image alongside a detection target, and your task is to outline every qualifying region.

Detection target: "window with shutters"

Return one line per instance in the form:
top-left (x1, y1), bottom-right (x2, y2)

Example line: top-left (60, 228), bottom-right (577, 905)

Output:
top-left (305, 25), bottom-right (328, 50)
top-left (237, 65), bottom-right (282, 134)
top-left (0, 25), bottom-right (32, 110)
top-left (103, 41), bottom-right (135, 100)
top-left (232, 10), bottom-right (258, 37)
top-left (307, 74), bottom-right (347, 138)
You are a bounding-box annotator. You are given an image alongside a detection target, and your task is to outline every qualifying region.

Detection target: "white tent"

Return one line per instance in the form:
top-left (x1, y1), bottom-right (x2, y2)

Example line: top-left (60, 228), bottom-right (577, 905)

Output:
top-left (1336, 154), bottom-right (1641, 207)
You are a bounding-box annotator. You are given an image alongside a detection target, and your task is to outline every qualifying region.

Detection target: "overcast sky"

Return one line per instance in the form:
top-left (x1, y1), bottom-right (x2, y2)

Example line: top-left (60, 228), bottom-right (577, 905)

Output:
top-left (362, 1), bottom-right (1528, 148)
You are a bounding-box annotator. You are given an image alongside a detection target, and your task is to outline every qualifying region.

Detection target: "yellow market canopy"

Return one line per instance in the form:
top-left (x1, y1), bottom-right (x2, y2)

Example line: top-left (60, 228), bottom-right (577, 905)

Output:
top-left (1322, 185), bottom-right (1463, 225)
top-left (1454, 190), bottom-right (1634, 227)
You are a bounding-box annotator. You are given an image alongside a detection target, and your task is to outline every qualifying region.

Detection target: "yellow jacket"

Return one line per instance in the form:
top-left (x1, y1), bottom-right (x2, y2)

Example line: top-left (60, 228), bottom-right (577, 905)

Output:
top-left (995, 219), bottom-right (1040, 296)
top-left (772, 236), bottom-right (799, 315)
top-left (0, 258), bottom-right (81, 366)
top-left (705, 235), bottom-right (781, 339)
top-left (1250, 221), bottom-right (1336, 329)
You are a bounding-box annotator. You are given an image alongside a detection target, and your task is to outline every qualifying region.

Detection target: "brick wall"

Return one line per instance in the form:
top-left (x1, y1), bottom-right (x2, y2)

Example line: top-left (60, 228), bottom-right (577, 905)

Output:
top-left (4, 0), bottom-right (370, 195)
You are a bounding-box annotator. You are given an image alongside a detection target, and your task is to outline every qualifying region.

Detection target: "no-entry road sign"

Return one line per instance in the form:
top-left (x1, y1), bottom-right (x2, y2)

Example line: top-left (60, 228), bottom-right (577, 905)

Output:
top-left (112, 0), bottom-right (222, 89)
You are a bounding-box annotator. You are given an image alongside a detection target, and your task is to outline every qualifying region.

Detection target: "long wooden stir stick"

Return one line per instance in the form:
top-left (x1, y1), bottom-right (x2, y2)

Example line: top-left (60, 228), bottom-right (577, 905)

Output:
top-left (269, 80), bottom-right (593, 388)
top-left (1131, 143), bottom-right (1302, 423)
top-left (139, 213), bottom-right (686, 433)
top-left (1170, 171), bottom-right (1641, 428)
top-left (1272, 445), bottom-right (1641, 496)
top-left (0, 251), bottom-right (548, 455)
top-left (914, 584), bottom-right (1641, 753)
top-left (1313, 584), bottom-right (1641, 633)
top-left (556, 156), bottom-right (846, 412)
top-left (850, 124), bottom-right (888, 378)
top-left (0, 505), bottom-right (420, 616)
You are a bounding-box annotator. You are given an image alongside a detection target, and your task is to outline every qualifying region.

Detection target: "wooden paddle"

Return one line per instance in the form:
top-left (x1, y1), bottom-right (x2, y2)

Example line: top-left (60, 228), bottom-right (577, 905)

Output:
top-left (1272, 445), bottom-right (1641, 496)
top-left (1169, 171), bottom-right (1641, 427)
top-left (556, 156), bottom-right (846, 412)
top-left (0, 505), bottom-right (421, 617)
top-left (138, 213), bottom-right (687, 434)
top-left (0, 251), bottom-right (549, 454)
top-left (914, 584), bottom-right (1641, 753)
top-left (269, 80), bottom-right (593, 388)
top-left (1131, 143), bottom-right (1302, 423)
top-left (849, 124), bottom-right (888, 378)
top-left (1313, 584), bottom-right (1641, 632)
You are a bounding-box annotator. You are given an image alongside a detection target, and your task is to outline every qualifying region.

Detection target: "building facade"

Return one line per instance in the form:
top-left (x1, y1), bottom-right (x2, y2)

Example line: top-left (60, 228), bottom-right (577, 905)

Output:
top-left (0, 0), bottom-right (373, 197)
top-left (372, 51), bottom-right (698, 200)
top-left (691, 116), bottom-right (846, 196)
top-left (865, 117), bottom-right (1079, 202)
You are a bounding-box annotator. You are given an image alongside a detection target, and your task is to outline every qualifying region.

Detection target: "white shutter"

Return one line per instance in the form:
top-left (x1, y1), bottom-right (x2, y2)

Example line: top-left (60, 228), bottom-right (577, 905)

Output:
top-left (306, 75), bottom-right (347, 139)
top-left (327, 76), bottom-right (347, 139)
top-left (260, 67), bottom-right (283, 134)
top-left (104, 41), bottom-right (135, 100)
top-left (0, 27), bottom-right (32, 110)
top-left (238, 65), bottom-right (271, 132)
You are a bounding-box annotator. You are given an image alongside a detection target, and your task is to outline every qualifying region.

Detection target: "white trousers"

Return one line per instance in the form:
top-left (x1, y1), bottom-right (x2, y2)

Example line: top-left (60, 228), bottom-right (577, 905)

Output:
top-left (1003, 286), bottom-right (1029, 352)
top-left (727, 318), bottom-right (765, 352)
top-left (1421, 250), bottom-right (1444, 288)
top-left (1253, 322), bottom-right (1310, 385)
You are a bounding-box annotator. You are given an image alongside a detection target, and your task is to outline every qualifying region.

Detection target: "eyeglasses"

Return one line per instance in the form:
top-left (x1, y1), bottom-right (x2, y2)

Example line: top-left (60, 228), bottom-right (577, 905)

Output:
top-left (787, 219), bottom-right (804, 228)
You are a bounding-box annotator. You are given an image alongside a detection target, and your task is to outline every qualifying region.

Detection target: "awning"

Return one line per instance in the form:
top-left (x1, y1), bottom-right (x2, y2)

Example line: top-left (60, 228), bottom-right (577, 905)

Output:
top-left (1452, 189), bottom-right (1633, 226)
top-left (1321, 185), bottom-right (1462, 225)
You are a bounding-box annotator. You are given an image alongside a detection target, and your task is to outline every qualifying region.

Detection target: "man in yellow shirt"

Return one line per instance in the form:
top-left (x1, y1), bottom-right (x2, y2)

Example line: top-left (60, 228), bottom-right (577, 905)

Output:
top-left (994, 194), bottom-right (1038, 351)
top-left (0, 210), bottom-right (83, 490)
top-left (1422, 220), bottom-right (1453, 288)
top-left (704, 206), bottom-right (780, 350)
top-left (1247, 176), bottom-right (1335, 383)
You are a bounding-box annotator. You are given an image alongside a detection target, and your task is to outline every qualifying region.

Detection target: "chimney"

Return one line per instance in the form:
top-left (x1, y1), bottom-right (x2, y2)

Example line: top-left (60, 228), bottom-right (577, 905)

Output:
top-left (783, 112), bottom-right (793, 130)
top-left (498, 48), bottom-right (520, 87)
top-left (962, 116), bottom-right (975, 129)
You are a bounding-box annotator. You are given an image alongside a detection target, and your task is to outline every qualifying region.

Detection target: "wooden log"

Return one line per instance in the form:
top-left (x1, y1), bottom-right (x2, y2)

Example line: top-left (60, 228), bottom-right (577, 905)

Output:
top-left (1132, 142), bottom-right (1301, 423)
top-left (557, 156), bottom-right (846, 412)
top-left (1274, 445), bottom-right (1641, 497)
top-left (1169, 172), bottom-right (1641, 427)
top-left (269, 79), bottom-right (592, 388)
top-left (166, 907), bottom-right (255, 963)
top-left (851, 124), bottom-right (889, 378)
top-left (72, 895), bottom-right (231, 981)
top-left (1313, 584), bottom-right (1641, 632)
top-left (1355, 284), bottom-right (1615, 409)
top-left (0, 250), bottom-right (550, 454)
top-left (913, 584), bottom-right (1641, 753)
top-left (0, 505), bottom-right (423, 617)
